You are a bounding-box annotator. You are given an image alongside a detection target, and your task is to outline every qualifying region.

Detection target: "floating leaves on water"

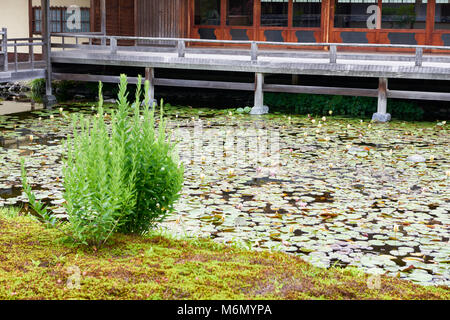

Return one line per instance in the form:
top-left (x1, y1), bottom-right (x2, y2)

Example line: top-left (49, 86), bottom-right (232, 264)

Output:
top-left (0, 104), bottom-right (448, 286)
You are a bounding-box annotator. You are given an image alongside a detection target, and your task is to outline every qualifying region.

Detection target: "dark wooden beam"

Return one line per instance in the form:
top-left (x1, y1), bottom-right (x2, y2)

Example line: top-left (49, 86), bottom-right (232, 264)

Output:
top-left (101, 0), bottom-right (106, 45)
top-left (52, 72), bottom-right (450, 103)
top-left (41, 0), bottom-right (56, 108)
top-left (264, 84), bottom-right (378, 97)
top-left (28, 0), bottom-right (33, 38)
top-left (90, 0), bottom-right (95, 33)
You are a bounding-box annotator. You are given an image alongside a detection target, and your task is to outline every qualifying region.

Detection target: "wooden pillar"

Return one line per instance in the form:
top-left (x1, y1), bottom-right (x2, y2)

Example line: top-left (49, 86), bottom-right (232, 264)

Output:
top-left (288, 0), bottom-right (293, 28)
top-left (101, 0), bottom-right (106, 46)
top-left (426, 0), bottom-right (436, 45)
top-left (255, 73), bottom-right (264, 108)
top-left (220, 0), bottom-right (226, 39)
top-left (378, 77), bottom-right (387, 114)
top-left (292, 74), bottom-right (299, 85)
top-left (372, 77), bottom-right (391, 122)
top-left (145, 67), bottom-right (155, 106)
top-left (253, 0), bottom-right (260, 40)
top-left (41, 0), bottom-right (56, 108)
top-left (2, 28), bottom-right (8, 72)
top-left (250, 73), bottom-right (268, 115)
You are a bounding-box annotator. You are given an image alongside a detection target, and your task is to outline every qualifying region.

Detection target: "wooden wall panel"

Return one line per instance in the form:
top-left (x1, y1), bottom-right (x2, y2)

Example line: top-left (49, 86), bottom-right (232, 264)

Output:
top-left (92, 0), bottom-right (134, 36)
top-left (135, 0), bottom-right (188, 39)
top-left (87, 0), bottom-right (449, 50)
top-left (119, 0), bottom-right (134, 36)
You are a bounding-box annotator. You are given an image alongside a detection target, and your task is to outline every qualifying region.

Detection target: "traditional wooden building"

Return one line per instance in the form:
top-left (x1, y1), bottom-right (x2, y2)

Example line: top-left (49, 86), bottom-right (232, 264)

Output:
top-left (83, 0), bottom-right (450, 47)
top-left (24, 0), bottom-right (450, 46)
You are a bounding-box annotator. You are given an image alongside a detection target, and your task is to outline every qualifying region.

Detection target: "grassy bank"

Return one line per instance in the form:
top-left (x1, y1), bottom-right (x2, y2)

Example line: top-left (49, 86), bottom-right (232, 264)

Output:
top-left (0, 209), bottom-right (448, 300)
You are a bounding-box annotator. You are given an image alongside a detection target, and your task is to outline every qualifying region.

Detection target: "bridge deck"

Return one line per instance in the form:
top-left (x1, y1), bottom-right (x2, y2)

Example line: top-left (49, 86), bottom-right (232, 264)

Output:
top-left (49, 43), bottom-right (450, 104)
top-left (51, 47), bottom-right (450, 81)
top-left (0, 62), bottom-right (45, 83)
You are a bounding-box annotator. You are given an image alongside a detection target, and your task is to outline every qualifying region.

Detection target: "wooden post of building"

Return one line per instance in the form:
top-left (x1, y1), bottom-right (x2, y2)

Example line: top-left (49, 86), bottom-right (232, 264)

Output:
top-left (41, 0), bottom-right (56, 109)
top-left (101, 0), bottom-right (106, 46)
top-left (372, 77), bottom-right (391, 122)
top-left (177, 40), bottom-right (186, 58)
top-left (250, 73), bottom-right (268, 115)
top-left (2, 28), bottom-right (8, 72)
top-left (145, 67), bottom-right (156, 107)
top-left (292, 74), bottom-right (299, 85)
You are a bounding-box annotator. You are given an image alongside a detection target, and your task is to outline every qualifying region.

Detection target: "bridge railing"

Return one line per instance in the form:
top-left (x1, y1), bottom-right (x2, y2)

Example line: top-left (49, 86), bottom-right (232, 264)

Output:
top-left (51, 33), bottom-right (450, 68)
top-left (0, 28), bottom-right (45, 73)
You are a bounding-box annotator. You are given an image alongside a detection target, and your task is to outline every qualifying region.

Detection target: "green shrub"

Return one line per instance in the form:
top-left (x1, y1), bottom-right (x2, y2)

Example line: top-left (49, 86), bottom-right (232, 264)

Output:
top-left (23, 74), bottom-right (184, 247)
top-left (54, 80), bottom-right (77, 102)
top-left (387, 100), bottom-right (424, 121)
top-left (63, 74), bottom-right (184, 245)
top-left (264, 93), bottom-right (424, 120)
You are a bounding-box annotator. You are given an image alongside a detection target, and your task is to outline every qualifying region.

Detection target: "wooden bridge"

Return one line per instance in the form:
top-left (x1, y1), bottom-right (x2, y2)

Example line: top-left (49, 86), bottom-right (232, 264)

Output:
top-left (2, 28), bottom-right (450, 120)
top-left (48, 33), bottom-right (450, 120)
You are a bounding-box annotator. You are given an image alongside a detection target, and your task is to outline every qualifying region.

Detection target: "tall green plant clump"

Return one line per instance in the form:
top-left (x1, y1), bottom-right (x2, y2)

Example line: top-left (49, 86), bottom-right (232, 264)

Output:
top-left (60, 74), bottom-right (184, 246)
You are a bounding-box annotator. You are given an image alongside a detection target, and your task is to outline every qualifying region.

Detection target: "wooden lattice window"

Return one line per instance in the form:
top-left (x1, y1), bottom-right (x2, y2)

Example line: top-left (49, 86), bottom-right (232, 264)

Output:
top-left (31, 6), bottom-right (90, 34)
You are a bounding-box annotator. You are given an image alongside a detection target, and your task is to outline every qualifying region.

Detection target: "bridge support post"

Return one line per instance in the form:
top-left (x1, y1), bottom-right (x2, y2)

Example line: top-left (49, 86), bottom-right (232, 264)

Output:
top-left (250, 72), bottom-right (269, 115)
top-left (144, 67), bottom-right (157, 107)
top-left (2, 28), bottom-right (8, 72)
top-left (41, 0), bottom-right (56, 109)
top-left (372, 77), bottom-right (391, 122)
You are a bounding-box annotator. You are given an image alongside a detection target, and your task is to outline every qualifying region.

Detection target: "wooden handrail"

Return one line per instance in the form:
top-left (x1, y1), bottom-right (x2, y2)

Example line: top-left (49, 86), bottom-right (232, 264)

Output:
top-left (49, 33), bottom-right (450, 68)
top-left (6, 42), bottom-right (44, 47)
top-left (8, 37), bottom-right (43, 41)
top-left (51, 33), bottom-right (450, 51)
top-left (0, 28), bottom-right (45, 72)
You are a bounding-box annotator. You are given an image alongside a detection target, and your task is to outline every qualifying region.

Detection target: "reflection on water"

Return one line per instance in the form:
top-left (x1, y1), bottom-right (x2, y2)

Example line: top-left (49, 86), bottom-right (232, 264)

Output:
top-left (0, 100), bottom-right (43, 116)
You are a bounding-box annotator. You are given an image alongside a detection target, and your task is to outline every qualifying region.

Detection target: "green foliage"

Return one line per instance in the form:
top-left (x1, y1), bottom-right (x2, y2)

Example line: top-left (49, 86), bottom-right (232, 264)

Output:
top-left (20, 158), bottom-right (59, 228)
top-left (387, 100), bottom-right (424, 121)
top-left (54, 80), bottom-right (77, 102)
top-left (30, 79), bottom-right (100, 103)
top-left (62, 74), bottom-right (184, 246)
top-left (0, 213), bottom-right (448, 300)
top-left (236, 107), bottom-right (252, 114)
top-left (30, 78), bottom-right (45, 103)
top-left (0, 206), bottom-right (20, 219)
top-left (264, 93), bottom-right (424, 120)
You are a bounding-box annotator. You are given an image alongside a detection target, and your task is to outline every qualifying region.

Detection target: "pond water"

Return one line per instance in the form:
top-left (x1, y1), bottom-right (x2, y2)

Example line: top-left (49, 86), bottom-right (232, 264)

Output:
top-left (0, 102), bottom-right (448, 286)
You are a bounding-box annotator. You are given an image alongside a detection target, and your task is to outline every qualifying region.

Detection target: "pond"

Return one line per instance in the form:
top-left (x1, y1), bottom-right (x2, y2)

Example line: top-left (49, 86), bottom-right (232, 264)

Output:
top-left (0, 102), bottom-right (448, 286)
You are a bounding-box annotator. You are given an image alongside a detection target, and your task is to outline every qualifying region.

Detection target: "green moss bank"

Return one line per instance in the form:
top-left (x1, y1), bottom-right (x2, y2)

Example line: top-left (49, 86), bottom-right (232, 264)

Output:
top-left (0, 211), bottom-right (448, 300)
